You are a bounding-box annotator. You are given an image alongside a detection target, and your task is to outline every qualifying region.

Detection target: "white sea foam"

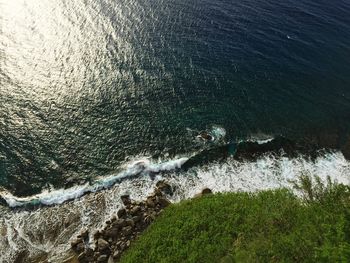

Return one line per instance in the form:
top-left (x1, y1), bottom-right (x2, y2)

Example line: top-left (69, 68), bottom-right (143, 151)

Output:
top-left (0, 151), bottom-right (349, 262)
top-left (241, 134), bottom-right (275, 144)
top-left (0, 156), bottom-right (189, 208)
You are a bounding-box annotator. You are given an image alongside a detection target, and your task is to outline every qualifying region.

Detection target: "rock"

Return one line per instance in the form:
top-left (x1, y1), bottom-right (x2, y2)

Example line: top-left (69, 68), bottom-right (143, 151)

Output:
top-left (120, 195), bottom-right (131, 206)
top-left (112, 250), bottom-right (120, 259)
top-left (131, 200), bottom-right (141, 206)
top-left (156, 196), bottom-right (171, 207)
top-left (125, 218), bottom-right (134, 227)
top-left (116, 241), bottom-right (123, 248)
top-left (71, 237), bottom-right (83, 247)
top-left (71, 238), bottom-right (84, 253)
top-left (153, 188), bottom-right (163, 196)
top-left (13, 250), bottom-right (29, 263)
top-left (194, 188), bottom-right (213, 198)
top-left (104, 227), bottom-right (119, 238)
top-left (97, 255), bottom-right (108, 262)
top-left (117, 208), bottom-right (126, 219)
top-left (122, 226), bottom-right (133, 236)
top-left (156, 181), bottom-right (173, 195)
top-left (93, 230), bottom-right (102, 239)
top-left (97, 238), bottom-right (110, 252)
top-left (75, 242), bottom-right (85, 254)
top-left (77, 252), bottom-right (88, 263)
top-left (201, 188), bottom-right (212, 195)
top-left (146, 197), bottom-right (155, 208)
top-left (144, 211), bottom-right (156, 224)
top-left (85, 247), bottom-right (94, 257)
top-left (67, 186), bottom-right (174, 263)
top-left (130, 205), bottom-right (141, 215)
top-left (132, 215), bottom-right (141, 223)
top-left (77, 229), bottom-right (89, 240)
top-left (112, 218), bottom-right (126, 229)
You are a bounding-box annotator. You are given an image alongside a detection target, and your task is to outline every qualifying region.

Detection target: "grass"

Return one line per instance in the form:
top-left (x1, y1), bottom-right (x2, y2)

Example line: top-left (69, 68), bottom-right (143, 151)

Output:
top-left (121, 176), bottom-right (350, 263)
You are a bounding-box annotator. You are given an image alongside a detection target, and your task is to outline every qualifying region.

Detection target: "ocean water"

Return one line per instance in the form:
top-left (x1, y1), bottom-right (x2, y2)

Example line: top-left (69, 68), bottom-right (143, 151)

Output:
top-left (1, 0), bottom-right (350, 261)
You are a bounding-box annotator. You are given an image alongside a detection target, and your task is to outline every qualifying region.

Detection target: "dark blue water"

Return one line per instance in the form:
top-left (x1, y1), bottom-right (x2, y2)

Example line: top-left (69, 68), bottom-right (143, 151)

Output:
top-left (1, 0), bottom-right (350, 197)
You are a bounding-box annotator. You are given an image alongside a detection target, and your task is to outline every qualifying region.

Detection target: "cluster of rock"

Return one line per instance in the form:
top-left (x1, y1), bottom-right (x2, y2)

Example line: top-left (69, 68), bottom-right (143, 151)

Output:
top-left (70, 181), bottom-right (173, 263)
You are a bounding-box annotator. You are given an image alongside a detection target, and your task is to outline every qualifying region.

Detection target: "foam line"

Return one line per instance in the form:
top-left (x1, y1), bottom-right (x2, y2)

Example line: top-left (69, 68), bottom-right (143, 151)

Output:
top-left (0, 157), bottom-right (189, 207)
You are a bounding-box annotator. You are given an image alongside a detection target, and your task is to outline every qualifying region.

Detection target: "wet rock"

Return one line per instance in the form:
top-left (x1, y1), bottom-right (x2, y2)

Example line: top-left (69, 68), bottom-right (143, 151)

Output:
top-left (97, 238), bottom-right (110, 252)
top-left (77, 252), bottom-right (89, 263)
top-left (132, 215), bottom-right (141, 223)
top-left (201, 188), bottom-right (212, 195)
top-left (77, 229), bottom-right (89, 240)
top-left (104, 227), bottom-right (119, 238)
top-left (70, 187), bottom-right (174, 262)
top-left (154, 188), bottom-right (163, 196)
top-left (120, 195), bottom-right (131, 206)
top-left (13, 250), bottom-right (29, 263)
top-left (85, 247), bottom-right (94, 257)
top-left (112, 218), bottom-right (126, 229)
top-left (125, 218), bottom-right (135, 227)
top-left (130, 205), bottom-right (141, 215)
top-left (71, 238), bottom-right (85, 253)
top-left (71, 237), bottom-right (83, 247)
top-left (93, 230), bottom-right (102, 239)
top-left (122, 226), bottom-right (133, 236)
top-left (97, 254), bottom-right (108, 262)
top-left (156, 196), bottom-right (171, 207)
top-left (117, 208), bottom-right (126, 219)
top-left (146, 197), bottom-right (156, 208)
top-left (156, 180), bottom-right (173, 195)
top-left (75, 242), bottom-right (85, 254)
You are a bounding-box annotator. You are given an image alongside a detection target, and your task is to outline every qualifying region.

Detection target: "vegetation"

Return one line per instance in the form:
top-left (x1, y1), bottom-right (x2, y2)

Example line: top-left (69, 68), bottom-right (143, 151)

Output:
top-left (121, 176), bottom-right (350, 263)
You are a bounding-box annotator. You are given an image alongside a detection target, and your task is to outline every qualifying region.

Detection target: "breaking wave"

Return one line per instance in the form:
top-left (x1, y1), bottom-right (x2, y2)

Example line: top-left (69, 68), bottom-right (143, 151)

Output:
top-left (0, 157), bottom-right (188, 207)
top-left (0, 136), bottom-right (348, 208)
top-left (0, 137), bottom-right (350, 262)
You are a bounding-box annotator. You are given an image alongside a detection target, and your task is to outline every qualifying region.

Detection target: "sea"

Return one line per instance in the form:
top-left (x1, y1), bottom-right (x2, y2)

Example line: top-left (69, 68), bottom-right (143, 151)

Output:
top-left (1, 0), bottom-right (350, 261)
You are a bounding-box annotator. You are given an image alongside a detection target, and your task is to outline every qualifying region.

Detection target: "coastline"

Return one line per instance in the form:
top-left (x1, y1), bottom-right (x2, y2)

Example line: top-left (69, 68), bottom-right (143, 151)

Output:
top-left (1, 149), bottom-right (350, 262)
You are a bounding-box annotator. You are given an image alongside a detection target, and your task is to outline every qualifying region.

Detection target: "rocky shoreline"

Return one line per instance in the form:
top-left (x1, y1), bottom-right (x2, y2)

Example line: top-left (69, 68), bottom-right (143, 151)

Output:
top-left (68, 181), bottom-right (211, 263)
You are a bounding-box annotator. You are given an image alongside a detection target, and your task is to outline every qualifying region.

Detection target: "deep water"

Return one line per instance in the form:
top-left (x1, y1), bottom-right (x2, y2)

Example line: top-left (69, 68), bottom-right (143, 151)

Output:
top-left (1, 0), bottom-right (350, 197)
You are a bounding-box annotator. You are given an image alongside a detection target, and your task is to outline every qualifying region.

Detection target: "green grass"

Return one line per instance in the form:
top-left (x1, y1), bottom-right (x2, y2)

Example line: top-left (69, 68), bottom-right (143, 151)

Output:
top-left (121, 177), bottom-right (350, 263)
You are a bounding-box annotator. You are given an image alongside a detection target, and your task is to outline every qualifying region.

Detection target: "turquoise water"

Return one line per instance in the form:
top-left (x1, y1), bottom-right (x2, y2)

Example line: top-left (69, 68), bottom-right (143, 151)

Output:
top-left (1, 0), bottom-right (350, 198)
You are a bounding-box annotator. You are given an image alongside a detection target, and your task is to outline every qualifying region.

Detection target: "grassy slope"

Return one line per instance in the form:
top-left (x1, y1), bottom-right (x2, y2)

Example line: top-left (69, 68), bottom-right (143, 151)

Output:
top-left (121, 180), bottom-right (350, 263)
